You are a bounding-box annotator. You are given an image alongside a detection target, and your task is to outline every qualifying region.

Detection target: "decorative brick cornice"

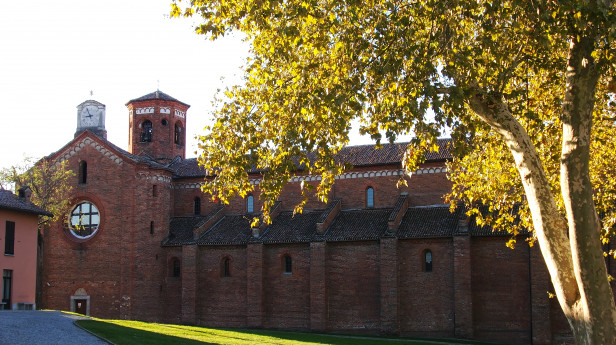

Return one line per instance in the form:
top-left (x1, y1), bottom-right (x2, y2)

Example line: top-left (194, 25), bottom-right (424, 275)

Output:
top-left (54, 137), bottom-right (123, 167)
top-left (174, 167), bottom-right (447, 189)
top-left (136, 172), bottom-right (172, 183)
top-left (173, 182), bottom-right (204, 189)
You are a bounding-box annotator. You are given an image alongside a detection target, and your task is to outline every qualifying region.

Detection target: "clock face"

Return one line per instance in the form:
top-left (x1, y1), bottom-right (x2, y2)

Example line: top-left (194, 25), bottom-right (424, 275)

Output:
top-left (80, 105), bottom-right (100, 127)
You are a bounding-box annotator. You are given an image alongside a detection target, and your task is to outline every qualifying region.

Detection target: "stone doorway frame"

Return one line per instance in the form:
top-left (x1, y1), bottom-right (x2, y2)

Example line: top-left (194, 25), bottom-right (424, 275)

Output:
top-left (70, 288), bottom-right (90, 316)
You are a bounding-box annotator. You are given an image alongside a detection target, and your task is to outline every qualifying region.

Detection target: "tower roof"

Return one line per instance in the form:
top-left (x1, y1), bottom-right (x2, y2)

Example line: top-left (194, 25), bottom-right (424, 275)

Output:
top-left (126, 90), bottom-right (190, 107)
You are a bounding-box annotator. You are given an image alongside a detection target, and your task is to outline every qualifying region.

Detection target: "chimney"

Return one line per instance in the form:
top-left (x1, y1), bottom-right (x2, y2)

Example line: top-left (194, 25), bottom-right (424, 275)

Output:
top-left (457, 216), bottom-right (470, 234)
top-left (252, 201), bottom-right (282, 238)
top-left (18, 186), bottom-right (32, 202)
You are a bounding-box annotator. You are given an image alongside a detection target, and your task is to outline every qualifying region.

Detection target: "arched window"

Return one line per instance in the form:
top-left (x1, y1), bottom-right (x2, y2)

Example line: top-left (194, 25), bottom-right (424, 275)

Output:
top-left (424, 250), bottom-right (433, 272)
top-left (174, 123), bottom-right (183, 145)
top-left (171, 258), bottom-right (181, 277)
top-left (366, 187), bottom-right (374, 208)
top-left (246, 195), bottom-right (254, 213)
top-left (140, 120), bottom-right (152, 142)
top-left (79, 161), bottom-right (87, 184)
top-left (194, 197), bottom-right (201, 216)
top-left (283, 254), bottom-right (292, 274)
top-left (222, 257), bottom-right (231, 277)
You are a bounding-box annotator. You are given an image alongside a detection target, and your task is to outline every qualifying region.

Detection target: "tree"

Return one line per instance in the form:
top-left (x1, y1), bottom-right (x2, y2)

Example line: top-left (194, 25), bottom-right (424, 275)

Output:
top-left (0, 158), bottom-right (74, 225)
top-left (1, 157), bottom-right (74, 308)
top-left (171, 0), bottom-right (616, 342)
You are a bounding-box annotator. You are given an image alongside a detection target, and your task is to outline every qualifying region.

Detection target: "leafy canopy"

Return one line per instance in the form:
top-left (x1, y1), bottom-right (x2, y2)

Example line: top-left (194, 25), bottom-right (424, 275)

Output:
top-left (171, 0), bottom-right (616, 244)
top-left (0, 158), bottom-right (74, 225)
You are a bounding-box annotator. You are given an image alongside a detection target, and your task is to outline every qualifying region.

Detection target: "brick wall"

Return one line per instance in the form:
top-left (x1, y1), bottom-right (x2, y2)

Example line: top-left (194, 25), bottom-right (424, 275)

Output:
top-left (398, 238), bottom-right (455, 338)
top-left (196, 246), bottom-right (248, 327)
top-left (263, 244), bottom-right (311, 329)
top-left (42, 142), bottom-right (137, 319)
top-left (326, 241), bottom-right (380, 332)
top-left (471, 237), bottom-right (532, 343)
top-left (161, 247), bottom-right (183, 324)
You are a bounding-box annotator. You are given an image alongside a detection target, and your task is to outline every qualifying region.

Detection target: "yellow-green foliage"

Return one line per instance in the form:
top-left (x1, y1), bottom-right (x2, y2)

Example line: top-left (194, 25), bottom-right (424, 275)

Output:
top-left (0, 157), bottom-right (74, 226)
top-left (169, 0), bottom-right (616, 242)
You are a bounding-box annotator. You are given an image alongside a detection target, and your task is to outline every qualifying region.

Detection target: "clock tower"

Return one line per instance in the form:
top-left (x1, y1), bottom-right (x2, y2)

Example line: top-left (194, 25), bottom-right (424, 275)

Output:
top-left (75, 100), bottom-right (107, 139)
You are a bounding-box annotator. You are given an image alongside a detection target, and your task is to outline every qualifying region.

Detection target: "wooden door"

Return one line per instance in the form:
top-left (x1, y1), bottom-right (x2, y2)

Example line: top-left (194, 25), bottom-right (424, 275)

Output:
top-left (75, 299), bottom-right (87, 315)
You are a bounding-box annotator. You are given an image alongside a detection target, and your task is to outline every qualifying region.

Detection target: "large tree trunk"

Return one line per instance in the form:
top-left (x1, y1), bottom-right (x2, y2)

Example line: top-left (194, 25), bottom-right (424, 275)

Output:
top-left (467, 32), bottom-right (616, 341)
top-left (559, 35), bottom-right (616, 344)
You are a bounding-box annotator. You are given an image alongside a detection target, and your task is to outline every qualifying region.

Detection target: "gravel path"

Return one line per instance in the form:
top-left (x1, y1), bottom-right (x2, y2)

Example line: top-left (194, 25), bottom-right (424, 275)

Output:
top-left (0, 310), bottom-right (109, 345)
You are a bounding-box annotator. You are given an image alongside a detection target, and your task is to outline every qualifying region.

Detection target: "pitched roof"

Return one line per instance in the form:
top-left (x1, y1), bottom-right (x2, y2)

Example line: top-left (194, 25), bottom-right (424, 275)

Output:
top-left (126, 90), bottom-right (190, 107)
top-left (45, 131), bottom-right (171, 172)
top-left (164, 216), bottom-right (207, 245)
top-left (195, 215), bottom-right (254, 245)
top-left (397, 205), bottom-right (463, 239)
top-left (170, 139), bottom-right (453, 178)
top-left (322, 209), bottom-right (391, 242)
top-left (260, 211), bottom-right (321, 244)
top-left (163, 202), bottom-right (530, 246)
top-left (0, 190), bottom-right (53, 217)
top-left (335, 139), bottom-right (451, 167)
top-left (168, 158), bottom-right (203, 178)
top-left (468, 216), bottom-right (529, 237)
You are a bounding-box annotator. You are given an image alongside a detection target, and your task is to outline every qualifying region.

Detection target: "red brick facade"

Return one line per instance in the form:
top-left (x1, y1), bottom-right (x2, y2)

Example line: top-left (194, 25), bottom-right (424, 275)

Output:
top-left (40, 91), bottom-right (611, 345)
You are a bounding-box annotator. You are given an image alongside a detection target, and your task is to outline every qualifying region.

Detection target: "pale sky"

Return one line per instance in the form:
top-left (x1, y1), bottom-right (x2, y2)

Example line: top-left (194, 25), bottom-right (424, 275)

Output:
top-left (0, 0), bottom-right (392, 172)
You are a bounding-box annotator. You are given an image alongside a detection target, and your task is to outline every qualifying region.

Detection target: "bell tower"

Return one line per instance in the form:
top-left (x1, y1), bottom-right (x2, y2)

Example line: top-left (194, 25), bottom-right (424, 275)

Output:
top-left (126, 91), bottom-right (190, 162)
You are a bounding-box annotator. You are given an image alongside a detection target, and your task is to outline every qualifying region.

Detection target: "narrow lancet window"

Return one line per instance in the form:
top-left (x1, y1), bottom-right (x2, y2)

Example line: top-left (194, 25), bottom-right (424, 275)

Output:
top-left (366, 187), bottom-right (374, 208)
top-left (194, 197), bottom-right (201, 215)
top-left (424, 250), bottom-right (433, 272)
top-left (79, 161), bottom-right (87, 184)
top-left (247, 195), bottom-right (254, 213)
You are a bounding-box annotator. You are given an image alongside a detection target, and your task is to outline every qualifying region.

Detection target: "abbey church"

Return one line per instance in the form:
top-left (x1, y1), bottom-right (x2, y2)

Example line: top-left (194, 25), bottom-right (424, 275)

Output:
top-left (40, 91), bottom-right (611, 344)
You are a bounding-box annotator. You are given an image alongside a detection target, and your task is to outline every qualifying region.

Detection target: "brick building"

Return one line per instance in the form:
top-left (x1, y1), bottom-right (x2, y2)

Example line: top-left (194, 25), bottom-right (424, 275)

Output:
top-left (1, 189), bottom-right (52, 310)
top-left (40, 91), bottom-right (612, 344)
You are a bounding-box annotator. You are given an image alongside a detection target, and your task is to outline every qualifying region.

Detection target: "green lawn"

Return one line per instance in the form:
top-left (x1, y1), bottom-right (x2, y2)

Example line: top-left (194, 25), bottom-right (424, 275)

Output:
top-left (76, 318), bottom-right (506, 345)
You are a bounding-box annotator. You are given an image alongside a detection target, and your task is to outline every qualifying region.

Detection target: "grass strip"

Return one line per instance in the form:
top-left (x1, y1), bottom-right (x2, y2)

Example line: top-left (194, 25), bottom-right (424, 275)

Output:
top-left (76, 319), bottom-right (506, 345)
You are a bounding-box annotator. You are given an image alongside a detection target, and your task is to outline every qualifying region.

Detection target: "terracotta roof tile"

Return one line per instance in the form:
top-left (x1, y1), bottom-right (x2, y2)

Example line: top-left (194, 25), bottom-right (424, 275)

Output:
top-left (323, 209), bottom-right (391, 242)
top-left (162, 203), bottom-right (525, 246)
top-left (170, 139), bottom-right (452, 178)
top-left (126, 90), bottom-right (190, 107)
top-left (196, 215), bottom-right (254, 245)
top-left (260, 211), bottom-right (321, 243)
top-left (46, 131), bottom-right (171, 171)
top-left (468, 209), bottom-right (529, 237)
top-left (0, 190), bottom-right (53, 216)
top-left (169, 158), bottom-right (204, 178)
top-left (397, 205), bottom-right (463, 239)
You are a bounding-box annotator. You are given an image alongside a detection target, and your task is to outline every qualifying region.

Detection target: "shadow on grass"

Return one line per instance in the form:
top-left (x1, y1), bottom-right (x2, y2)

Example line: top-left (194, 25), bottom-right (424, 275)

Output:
top-left (128, 323), bottom-right (491, 345)
top-left (76, 320), bottom-right (213, 345)
top-left (219, 328), bottom-right (511, 345)
top-left (78, 319), bottom-right (509, 345)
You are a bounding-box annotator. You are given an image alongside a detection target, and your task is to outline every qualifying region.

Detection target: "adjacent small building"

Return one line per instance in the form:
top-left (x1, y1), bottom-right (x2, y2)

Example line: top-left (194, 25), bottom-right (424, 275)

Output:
top-left (0, 189), bottom-right (52, 310)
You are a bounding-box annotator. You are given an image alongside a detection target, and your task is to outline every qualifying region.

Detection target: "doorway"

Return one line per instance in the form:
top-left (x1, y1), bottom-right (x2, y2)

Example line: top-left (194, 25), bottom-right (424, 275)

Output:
top-left (74, 299), bottom-right (88, 315)
top-left (2, 270), bottom-right (12, 310)
top-left (70, 289), bottom-right (90, 316)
